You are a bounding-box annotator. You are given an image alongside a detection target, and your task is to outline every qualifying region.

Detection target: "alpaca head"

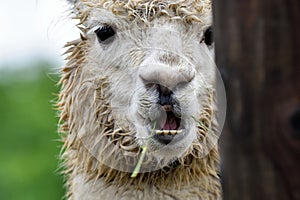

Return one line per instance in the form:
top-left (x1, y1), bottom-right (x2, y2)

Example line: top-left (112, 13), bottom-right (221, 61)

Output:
top-left (60, 0), bottom-right (226, 174)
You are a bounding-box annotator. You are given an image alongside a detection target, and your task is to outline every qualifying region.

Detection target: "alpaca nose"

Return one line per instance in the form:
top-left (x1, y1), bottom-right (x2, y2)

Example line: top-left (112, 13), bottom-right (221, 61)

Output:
top-left (139, 66), bottom-right (195, 91)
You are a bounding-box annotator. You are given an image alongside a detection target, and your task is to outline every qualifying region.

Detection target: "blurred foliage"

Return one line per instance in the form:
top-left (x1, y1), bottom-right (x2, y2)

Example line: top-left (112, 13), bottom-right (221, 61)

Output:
top-left (0, 62), bottom-right (65, 200)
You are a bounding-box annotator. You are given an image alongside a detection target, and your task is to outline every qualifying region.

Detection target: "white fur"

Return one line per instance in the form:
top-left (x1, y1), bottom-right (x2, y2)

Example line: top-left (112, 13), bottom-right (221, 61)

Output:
top-left (61, 1), bottom-right (222, 199)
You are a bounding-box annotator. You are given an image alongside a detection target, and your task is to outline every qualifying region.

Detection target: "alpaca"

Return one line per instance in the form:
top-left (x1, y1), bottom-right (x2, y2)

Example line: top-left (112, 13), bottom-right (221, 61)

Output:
top-left (58, 0), bottom-right (223, 199)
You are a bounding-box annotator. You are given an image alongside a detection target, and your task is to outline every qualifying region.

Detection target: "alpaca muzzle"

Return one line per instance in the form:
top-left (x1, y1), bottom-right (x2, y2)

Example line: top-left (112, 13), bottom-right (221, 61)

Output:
top-left (146, 83), bottom-right (184, 145)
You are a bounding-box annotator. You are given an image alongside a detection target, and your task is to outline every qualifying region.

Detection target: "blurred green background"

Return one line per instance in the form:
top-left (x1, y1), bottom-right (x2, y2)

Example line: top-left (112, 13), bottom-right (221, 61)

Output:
top-left (0, 1), bottom-right (79, 199)
top-left (0, 61), bottom-right (65, 200)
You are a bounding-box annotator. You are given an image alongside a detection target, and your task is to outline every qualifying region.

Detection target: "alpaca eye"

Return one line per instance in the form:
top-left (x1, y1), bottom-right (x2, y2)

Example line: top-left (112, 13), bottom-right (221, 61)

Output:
top-left (94, 26), bottom-right (115, 44)
top-left (202, 27), bottom-right (214, 46)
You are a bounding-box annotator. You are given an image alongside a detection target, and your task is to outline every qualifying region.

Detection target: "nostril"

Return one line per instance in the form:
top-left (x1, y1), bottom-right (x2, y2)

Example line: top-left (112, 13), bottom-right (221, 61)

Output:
top-left (157, 84), bottom-right (174, 107)
top-left (158, 93), bottom-right (171, 105)
top-left (144, 82), bottom-right (158, 90)
top-left (159, 85), bottom-right (171, 95)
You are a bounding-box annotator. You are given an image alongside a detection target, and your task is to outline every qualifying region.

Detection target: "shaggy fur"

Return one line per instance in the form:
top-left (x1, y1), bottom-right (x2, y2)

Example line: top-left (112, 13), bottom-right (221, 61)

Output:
top-left (58, 0), bottom-right (222, 199)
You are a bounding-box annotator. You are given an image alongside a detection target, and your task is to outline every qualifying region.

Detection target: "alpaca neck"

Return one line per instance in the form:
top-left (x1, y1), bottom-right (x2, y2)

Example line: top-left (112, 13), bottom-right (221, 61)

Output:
top-left (71, 148), bottom-right (222, 200)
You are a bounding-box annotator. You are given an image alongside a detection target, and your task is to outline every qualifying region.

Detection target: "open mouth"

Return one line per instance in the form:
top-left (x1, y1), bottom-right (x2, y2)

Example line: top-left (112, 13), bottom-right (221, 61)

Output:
top-left (153, 109), bottom-right (184, 145)
top-left (143, 83), bottom-right (185, 145)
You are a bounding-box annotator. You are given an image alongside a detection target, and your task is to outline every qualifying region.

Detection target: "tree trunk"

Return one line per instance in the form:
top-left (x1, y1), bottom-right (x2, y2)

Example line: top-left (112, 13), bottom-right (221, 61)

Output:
top-left (213, 0), bottom-right (300, 199)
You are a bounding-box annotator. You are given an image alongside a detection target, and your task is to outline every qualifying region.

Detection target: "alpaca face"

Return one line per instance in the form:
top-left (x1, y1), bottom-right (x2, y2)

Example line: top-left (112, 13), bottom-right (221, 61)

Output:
top-left (62, 1), bottom-right (226, 173)
top-left (81, 7), bottom-right (217, 163)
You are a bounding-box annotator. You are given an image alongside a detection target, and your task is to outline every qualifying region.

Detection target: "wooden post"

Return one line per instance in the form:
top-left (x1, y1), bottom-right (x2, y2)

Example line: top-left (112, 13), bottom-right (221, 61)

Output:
top-left (213, 0), bottom-right (300, 199)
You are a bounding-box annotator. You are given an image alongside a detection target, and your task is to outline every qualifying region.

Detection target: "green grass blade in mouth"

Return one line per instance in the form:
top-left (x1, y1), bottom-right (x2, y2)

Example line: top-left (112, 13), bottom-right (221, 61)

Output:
top-left (131, 122), bottom-right (156, 178)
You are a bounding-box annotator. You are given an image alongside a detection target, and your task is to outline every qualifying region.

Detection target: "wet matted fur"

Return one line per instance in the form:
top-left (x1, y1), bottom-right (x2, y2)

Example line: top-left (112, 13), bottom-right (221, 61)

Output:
top-left (58, 0), bottom-right (222, 199)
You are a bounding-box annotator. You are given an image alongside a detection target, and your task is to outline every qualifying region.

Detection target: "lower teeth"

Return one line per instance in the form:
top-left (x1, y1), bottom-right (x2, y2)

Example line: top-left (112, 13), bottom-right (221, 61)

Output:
top-left (155, 130), bottom-right (183, 135)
